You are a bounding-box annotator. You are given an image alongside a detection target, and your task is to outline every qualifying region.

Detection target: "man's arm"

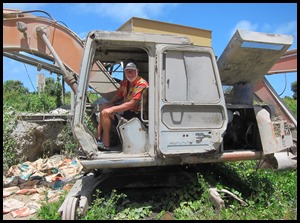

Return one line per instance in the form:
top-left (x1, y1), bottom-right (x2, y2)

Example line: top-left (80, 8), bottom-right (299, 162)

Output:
top-left (102, 99), bottom-right (139, 116)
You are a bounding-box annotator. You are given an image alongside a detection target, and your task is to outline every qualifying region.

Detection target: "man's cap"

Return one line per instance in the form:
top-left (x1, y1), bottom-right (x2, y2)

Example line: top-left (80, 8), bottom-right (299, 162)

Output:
top-left (124, 62), bottom-right (137, 70)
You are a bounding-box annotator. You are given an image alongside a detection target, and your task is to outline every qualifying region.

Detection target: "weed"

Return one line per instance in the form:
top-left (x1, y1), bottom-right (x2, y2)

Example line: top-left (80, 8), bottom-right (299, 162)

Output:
top-left (82, 189), bottom-right (127, 220)
top-left (3, 104), bottom-right (18, 172)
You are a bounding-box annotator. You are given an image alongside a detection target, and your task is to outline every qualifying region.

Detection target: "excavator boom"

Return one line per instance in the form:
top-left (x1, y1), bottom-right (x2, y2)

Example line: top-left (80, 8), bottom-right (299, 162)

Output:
top-left (3, 8), bottom-right (119, 100)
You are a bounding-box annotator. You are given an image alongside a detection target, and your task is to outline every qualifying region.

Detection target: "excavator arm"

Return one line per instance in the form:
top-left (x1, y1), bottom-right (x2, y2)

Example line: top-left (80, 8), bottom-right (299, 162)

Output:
top-left (254, 49), bottom-right (297, 127)
top-left (3, 8), bottom-right (119, 100)
top-left (268, 48), bottom-right (297, 74)
top-left (3, 8), bottom-right (81, 92)
top-left (217, 28), bottom-right (297, 128)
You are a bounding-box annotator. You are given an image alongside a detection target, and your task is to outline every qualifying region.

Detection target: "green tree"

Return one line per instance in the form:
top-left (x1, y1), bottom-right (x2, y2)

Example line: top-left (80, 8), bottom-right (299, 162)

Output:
top-left (291, 81), bottom-right (297, 100)
top-left (55, 76), bottom-right (62, 107)
top-left (44, 77), bottom-right (56, 96)
top-left (3, 80), bottom-right (29, 94)
top-left (3, 80), bottom-right (30, 109)
top-left (282, 96), bottom-right (297, 118)
top-left (3, 79), bottom-right (57, 112)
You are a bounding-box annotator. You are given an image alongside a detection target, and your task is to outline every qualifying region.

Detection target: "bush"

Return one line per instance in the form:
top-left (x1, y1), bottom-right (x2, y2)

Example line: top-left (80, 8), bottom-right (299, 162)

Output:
top-left (282, 96), bottom-right (297, 118)
top-left (3, 104), bottom-right (18, 172)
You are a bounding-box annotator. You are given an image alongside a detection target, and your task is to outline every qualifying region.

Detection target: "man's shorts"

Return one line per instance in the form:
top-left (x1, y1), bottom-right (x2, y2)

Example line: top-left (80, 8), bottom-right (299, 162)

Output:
top-left (122, 110), bottom-right (141, 121)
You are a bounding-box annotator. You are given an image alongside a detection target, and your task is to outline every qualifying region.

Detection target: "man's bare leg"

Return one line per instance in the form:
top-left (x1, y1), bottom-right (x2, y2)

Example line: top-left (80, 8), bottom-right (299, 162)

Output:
top-left (96, 114), bottom-right (102, 141)
top-left (96, 103), bottom-right (112, 142)
top-left (101, 114), bottom-right (113, 147)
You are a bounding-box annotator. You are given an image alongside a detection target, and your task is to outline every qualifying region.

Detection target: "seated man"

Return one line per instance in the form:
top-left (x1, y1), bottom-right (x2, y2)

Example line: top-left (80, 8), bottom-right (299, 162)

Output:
top-left (96, 62), bottom-right (148, 150)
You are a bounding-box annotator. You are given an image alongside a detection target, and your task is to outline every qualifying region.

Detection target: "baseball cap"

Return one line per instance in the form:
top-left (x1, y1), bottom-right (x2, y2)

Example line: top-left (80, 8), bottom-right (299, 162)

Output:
top-left (124, 62), bottom-right (137, 70)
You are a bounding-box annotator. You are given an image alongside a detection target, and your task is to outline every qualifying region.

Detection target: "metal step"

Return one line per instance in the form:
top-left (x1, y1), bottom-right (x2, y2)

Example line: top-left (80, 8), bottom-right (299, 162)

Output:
top-left (79, 152), bottom-right (156, 169)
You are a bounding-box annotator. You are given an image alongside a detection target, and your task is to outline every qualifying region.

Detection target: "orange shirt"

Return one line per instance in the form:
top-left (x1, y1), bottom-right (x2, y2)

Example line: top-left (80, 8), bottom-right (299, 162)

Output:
top-left (116, 76), bottom-right (148, 111)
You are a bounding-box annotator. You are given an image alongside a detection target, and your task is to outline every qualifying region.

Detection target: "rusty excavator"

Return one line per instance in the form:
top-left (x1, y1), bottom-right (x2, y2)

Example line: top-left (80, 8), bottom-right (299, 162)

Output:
top-left (3, 8), bottom-right (297, 219)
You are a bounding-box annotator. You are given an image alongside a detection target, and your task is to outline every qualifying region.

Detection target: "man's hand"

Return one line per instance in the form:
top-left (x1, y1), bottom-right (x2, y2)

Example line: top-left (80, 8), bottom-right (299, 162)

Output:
top-left (101, 107), bottom-right (114, 116)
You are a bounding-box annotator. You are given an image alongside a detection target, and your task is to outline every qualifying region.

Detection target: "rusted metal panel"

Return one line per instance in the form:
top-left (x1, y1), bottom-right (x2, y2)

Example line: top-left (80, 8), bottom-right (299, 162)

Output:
top-left (268, 48), bottom-right (297, 74)
top-left (3, 17), bottom-right (83, 72)
top-left (254, 77), bottom-right (297, 126)
top-left (255, 107), bottom-right (278, 154)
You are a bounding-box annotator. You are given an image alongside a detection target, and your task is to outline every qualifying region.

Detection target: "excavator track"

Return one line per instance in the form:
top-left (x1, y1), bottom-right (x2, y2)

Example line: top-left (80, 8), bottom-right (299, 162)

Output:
top-left (58, 166), bottom-right (198, 220)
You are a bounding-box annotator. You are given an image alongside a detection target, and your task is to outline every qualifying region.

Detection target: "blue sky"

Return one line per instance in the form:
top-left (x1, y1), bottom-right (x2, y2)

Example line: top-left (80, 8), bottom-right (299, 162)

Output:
top-left (3, 3), bottom-right (297, 97)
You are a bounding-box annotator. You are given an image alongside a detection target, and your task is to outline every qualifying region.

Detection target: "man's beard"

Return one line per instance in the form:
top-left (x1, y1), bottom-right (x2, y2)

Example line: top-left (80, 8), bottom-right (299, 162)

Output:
top-left (126, 71), bottom-right (138, 82)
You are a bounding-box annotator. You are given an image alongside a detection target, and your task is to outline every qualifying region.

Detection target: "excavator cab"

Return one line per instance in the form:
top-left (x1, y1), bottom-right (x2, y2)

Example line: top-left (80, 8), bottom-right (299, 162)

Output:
top-left (3, 8), bottom-right (296, 171)
top-left (73, 29), bottom-right (231, 169)
top-left (73, 29), bottom-right (296, 172)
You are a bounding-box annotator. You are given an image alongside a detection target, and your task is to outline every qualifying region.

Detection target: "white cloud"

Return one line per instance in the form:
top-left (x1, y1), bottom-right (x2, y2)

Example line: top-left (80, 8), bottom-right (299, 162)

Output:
top-left (75, 3), bottom-right (179, 22)
top-left (230, 20), bottom-right (258, 38)
top-left (273, 21), bottom-right (297, 35)
top-left (229, 20), bottom-right (297, 48)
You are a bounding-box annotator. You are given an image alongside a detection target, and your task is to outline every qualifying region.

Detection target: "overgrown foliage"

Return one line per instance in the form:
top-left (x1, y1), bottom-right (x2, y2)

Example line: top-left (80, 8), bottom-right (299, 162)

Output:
top-left (2, 79), bottom-right (100, 172)
top-left (291, 81), bottom-right (297, 100)
top-left (3, 104), bottom-right (18, 172)
top-left (33, 161), bottom-right (297, 220)
top-left (282, 96), bottom-right (297, 118)
top-left (4, 87), bottom-right (56, 113)
top-left (34, 190), bottom-right (68, 220)
top-left (3, 80), bottom-right (29, 94)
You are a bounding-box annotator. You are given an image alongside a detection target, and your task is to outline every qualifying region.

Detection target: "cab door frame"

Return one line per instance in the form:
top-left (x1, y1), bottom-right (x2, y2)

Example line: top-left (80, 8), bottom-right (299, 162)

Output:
top-left (155, 44), bottom-right (228, 156)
